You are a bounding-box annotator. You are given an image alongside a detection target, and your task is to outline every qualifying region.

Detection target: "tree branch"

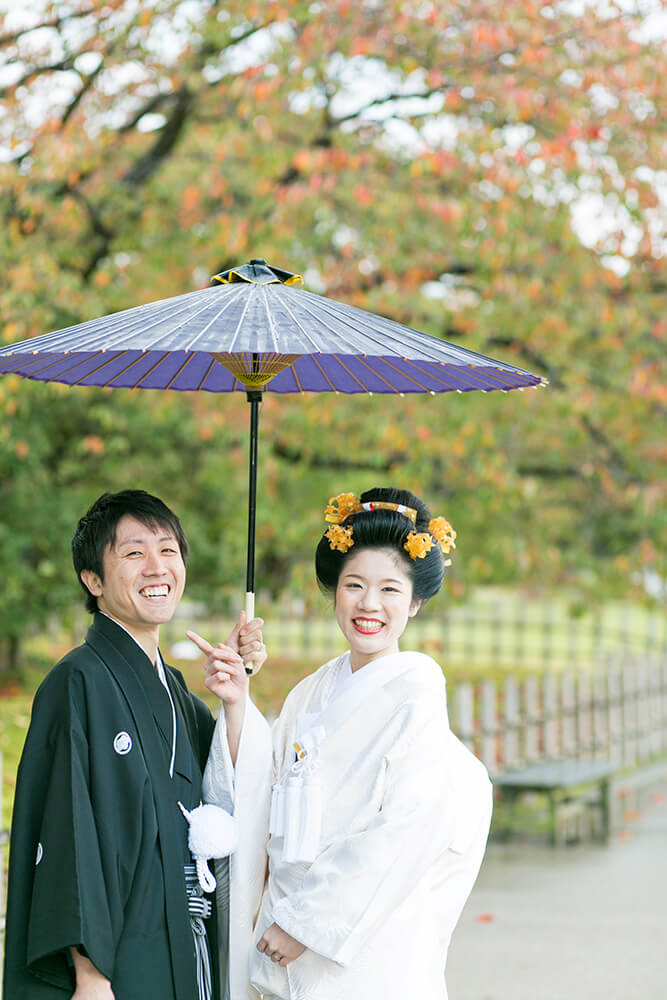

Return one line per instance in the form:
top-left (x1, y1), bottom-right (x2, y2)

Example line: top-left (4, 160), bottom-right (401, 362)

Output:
top-left (578, 414), bottom-right (641, 485)
top-left (485, 336), bottom-right (560, 387)
top-left (60, 59), bottom-right (105, 128)
top-left (67, 188), bottom-right (114, 281)
top-left (0, 5), bottom-right (97, 47)
top-left (0, 57), bottom-right (78, 99)
top-left (272, 439), bottom-right (395, 472)
top-left (122, 86), bottom-right (194, 187)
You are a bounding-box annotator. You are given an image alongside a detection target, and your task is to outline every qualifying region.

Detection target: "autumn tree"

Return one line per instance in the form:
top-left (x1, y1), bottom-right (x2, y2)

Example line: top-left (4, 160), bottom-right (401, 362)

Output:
top-left (0, 0), bottom-right (664, 665)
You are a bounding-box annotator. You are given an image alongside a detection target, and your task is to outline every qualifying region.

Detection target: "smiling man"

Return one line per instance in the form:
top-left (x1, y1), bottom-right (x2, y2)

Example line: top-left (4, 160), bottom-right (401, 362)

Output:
top-left (3, 490), bottom-right (265, 1000)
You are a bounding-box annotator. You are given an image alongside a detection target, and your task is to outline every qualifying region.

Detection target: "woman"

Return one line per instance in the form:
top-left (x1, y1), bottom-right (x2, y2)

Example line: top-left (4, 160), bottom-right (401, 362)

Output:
top-left (199, 488), bottom-right (492, 1000)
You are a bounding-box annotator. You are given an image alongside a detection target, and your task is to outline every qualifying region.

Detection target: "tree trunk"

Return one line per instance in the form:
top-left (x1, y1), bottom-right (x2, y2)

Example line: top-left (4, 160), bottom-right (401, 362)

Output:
top-left (0, 634), bottom-right (21, 680)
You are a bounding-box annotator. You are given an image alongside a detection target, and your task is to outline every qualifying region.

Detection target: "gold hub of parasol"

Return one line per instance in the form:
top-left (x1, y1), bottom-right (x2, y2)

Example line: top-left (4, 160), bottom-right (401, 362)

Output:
top-left (211, 352), bottom-right (301, 389)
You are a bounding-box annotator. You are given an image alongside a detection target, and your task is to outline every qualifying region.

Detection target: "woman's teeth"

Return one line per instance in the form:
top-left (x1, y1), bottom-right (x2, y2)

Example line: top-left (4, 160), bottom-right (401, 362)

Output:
top-left (353, 618), bottom-right (384, 634)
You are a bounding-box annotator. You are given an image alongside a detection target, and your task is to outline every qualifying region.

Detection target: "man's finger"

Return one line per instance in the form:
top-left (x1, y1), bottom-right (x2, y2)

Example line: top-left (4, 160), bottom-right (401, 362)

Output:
top-left (213, 644), bottom-right (243, 664)
top-left (185, 630), bottom-right (214, 655)
top-left (239, 619), bottom-right (265, 641)
top-left (238, 639), bottom-right (262, 653)
top-left (240, 617), bottom-right (264, 634)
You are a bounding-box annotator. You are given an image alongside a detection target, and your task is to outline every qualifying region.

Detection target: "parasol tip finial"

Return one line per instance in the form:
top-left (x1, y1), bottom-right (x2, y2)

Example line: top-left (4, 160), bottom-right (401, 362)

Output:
top-left (211, 259), bottom-right (303, 287)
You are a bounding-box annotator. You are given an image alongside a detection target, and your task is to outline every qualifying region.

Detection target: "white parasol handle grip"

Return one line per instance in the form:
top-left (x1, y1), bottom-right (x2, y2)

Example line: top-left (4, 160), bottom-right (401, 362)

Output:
top-left (245, 591), bottom-right (255, 620)
top-left (244, 592), bottom-right (256, 675)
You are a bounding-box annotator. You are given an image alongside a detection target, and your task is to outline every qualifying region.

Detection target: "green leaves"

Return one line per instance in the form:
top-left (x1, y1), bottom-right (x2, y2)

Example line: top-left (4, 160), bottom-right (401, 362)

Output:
top-left (0, 0), bottom-right (664, 655)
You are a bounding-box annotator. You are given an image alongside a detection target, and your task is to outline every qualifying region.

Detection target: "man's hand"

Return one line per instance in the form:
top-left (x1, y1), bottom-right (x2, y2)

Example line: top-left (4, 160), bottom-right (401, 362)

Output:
top-left (185, 630), bottom-right (248, 706)
top-left (70, 949), bottom-right (115, 999)
top-left (226, 610), bottom-right (267, 675)
top-left (257, 922), bottom-right (306, 967)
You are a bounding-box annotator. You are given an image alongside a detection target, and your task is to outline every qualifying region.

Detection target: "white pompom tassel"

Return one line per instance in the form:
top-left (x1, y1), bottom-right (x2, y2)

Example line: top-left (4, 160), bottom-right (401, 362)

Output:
top-left (195, 857), bottom-right (217, 894)
top-left (179, 802), bottom-right (238, 892)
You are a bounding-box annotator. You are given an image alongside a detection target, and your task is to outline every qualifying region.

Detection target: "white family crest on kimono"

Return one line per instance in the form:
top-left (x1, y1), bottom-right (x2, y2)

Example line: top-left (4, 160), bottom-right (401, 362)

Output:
top-left (204, 650), bottom-right (492, 1000)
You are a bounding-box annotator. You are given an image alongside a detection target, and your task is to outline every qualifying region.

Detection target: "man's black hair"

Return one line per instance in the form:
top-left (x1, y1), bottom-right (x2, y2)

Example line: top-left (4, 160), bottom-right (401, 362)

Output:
top-left (72, 490), bottom-right (189, 614)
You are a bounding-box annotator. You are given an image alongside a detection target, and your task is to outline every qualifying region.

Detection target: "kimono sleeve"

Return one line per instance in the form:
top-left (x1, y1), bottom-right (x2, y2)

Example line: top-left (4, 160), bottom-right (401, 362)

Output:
top-left (271, 706), bottom-right (492, 967)
top-left (22, 669), bottom-right (122, 984)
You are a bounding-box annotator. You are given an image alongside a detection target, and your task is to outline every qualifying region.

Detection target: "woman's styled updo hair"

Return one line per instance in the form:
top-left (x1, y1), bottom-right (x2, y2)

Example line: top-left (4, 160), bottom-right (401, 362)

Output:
top-left (315, 487), bottom-right (447, 602)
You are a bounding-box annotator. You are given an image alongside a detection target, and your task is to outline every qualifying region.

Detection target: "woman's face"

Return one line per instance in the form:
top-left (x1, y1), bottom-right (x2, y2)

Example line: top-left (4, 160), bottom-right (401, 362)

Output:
top-left (335, 547), bottom-right (421, 671)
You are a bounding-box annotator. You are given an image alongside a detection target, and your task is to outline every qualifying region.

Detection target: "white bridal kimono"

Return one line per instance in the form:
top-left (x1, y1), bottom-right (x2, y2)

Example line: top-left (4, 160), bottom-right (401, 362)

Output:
top-left (203, 650), bottom-right (492, 1000)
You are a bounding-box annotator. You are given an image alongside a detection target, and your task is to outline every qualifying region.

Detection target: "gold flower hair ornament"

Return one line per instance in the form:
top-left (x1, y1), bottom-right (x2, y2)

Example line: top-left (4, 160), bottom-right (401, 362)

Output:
top-left (403, 531), bottom-right (434, 560)
top-left (428, 517), bottom-right (457, 555)
top-left (323, 493), bottom-right (454, 563)
top-left (325, 524), bottom-right (354, 553)
top-left (404, 517), bottom-right (457, 564)
top-left (325, 492), bottom-right (418, 525)
top-left (325, 493), bottom-right (361, 524)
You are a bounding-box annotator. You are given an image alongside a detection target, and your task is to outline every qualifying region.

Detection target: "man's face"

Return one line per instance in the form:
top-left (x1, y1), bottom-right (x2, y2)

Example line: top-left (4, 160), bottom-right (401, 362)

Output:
top-left (81, 514), bottom-right (186, 637)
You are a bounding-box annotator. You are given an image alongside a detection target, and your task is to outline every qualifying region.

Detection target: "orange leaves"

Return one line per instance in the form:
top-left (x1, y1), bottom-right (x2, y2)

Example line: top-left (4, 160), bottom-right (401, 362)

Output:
top-left (353, 184), bottom-right (373, 207)
top-left (629, 363), bottom-right (667, 405)
top-left (522, 45), bottom-right (548, 66)
top-left (2, 323), bottom-right (19, 344)
top-left (292, 149), bottom-right (312, 173)
top-left (444, 89), bottom-right (463, 110)
top-left (82, 435), bottom-right (105, 456)
top-left (182, 186), bottom-right (201, 213)
top-left (430, 199), bottom-right (463, 225)
top-left (472, 22), bottom-right (501, 49)
top-left (425, 69), bottom-right (448, 90)
top-left (350, 37), bottom-right (374, 57)
top-left (179, 185), bottom-right (203, 229)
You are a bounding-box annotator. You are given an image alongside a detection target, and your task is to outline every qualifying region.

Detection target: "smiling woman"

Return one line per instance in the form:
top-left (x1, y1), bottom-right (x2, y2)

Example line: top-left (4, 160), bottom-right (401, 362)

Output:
top-left (333, 546), bottom-right (421, 670)
top-left (203, 487), bottom-right (493, 1000)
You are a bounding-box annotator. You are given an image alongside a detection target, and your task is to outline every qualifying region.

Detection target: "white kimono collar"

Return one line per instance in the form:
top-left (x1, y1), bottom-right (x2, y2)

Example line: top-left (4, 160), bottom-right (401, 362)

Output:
top-left (271, 651), bottom-right (429, 864)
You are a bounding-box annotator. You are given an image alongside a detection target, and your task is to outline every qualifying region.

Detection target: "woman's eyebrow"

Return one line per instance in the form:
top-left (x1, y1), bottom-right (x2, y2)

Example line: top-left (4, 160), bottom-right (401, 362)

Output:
top-left (342, 573), bottom-right (405, 585)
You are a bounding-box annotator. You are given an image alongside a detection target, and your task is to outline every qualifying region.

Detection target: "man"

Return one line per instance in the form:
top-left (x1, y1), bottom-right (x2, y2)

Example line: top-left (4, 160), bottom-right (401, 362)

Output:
top-left (3, 490), bottom-right (265, 999)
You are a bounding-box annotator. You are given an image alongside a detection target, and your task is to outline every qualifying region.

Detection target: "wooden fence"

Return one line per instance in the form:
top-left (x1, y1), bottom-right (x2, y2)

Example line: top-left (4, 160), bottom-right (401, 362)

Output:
top-left (447, 651), bottom-right (667, 776)
top-left (167, 598), bottom-right (665, 673)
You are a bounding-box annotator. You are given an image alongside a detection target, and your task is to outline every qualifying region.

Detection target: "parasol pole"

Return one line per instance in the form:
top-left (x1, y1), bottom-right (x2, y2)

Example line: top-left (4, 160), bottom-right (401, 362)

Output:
top-left (245, 390), bottom-right (261, 620)
top-left (244, 364), bottom-right (262, 672)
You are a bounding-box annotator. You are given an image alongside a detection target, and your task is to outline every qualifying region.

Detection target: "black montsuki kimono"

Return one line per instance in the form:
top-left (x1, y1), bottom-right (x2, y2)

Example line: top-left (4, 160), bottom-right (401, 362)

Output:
top-left (3, 613), bottom-right (218, 999)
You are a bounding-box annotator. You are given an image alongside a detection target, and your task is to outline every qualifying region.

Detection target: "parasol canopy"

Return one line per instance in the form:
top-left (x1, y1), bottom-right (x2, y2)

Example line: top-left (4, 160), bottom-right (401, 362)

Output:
top-left (0, 259), bottom-right (544, 395)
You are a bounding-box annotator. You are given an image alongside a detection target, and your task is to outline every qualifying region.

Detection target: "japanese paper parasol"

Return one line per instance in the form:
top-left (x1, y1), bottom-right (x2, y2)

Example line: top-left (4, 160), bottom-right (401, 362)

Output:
top-left (0, 258), bottom-right (546, 667)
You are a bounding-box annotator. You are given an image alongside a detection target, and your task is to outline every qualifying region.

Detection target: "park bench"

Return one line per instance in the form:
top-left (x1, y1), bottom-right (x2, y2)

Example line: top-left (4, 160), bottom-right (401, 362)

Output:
top-left (494, 759), bottom-right (618, 846)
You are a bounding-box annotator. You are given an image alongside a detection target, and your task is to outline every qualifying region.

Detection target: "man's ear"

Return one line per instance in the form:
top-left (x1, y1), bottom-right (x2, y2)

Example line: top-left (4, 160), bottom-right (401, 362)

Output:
top-left (80, 570), bottom-right (103, 597)
top-left (408, 599), bottom-right (422, 619)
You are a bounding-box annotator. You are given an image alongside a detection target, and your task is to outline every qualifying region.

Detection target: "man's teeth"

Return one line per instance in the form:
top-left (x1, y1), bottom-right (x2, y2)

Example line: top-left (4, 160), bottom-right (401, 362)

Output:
top-left (142, 586), bottom-right (169, 598)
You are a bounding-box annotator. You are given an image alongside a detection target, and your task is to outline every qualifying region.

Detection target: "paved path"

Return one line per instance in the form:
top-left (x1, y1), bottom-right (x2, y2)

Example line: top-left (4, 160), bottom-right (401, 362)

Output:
top-left (446, 793), bottom-right (667, 1000)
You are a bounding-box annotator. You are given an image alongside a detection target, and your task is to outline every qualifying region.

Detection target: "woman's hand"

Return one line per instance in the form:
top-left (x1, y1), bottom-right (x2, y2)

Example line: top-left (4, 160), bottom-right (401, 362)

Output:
top-left (185, 630), bottom-right (248, 706)
top-left (257, 923), bottom-right (306, 967)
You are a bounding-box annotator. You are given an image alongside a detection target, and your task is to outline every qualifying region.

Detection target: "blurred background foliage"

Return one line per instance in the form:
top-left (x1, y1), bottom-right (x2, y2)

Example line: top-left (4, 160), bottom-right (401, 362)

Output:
top-left (0, 0), bottom-right (665, 675)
